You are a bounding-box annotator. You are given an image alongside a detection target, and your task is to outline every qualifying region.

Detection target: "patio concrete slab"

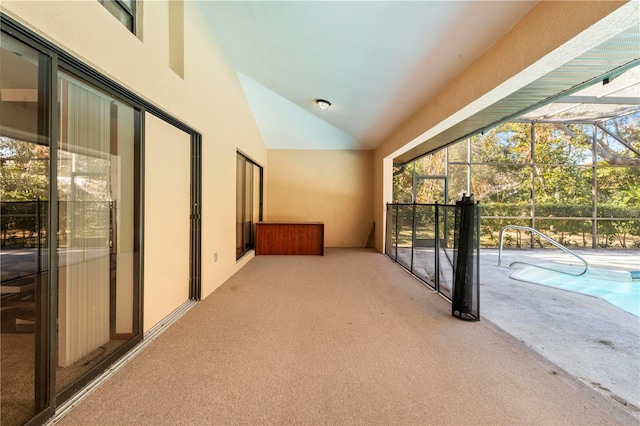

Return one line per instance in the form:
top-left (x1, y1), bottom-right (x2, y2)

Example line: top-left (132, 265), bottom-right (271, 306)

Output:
top-left (479, 248), bottom-right (640, 418)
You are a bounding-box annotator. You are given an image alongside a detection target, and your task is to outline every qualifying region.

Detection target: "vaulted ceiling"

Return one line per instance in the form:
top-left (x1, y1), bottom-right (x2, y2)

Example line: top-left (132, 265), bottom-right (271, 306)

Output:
top-left (197, 1), bottom-right (538, 150)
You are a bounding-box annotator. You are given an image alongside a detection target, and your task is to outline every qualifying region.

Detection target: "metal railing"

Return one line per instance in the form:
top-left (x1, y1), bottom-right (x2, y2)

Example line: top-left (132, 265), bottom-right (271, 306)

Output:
top-left (498, 225), bottom-right (589, 276)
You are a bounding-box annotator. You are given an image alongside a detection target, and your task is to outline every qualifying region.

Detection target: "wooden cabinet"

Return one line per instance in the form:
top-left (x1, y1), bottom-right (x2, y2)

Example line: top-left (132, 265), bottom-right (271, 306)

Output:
top-left (256, 222), bottom-right (324, 255)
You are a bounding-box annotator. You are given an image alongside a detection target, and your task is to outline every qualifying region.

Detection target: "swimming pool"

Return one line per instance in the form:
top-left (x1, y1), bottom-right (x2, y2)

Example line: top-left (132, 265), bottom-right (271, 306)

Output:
top-left (510, 263), bottom-right (640, 317)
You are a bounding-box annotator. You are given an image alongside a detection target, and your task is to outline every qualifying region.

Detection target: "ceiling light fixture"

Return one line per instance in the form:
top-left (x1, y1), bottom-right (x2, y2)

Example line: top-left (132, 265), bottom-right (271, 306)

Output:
top-left (316, 99), bottom-right (331, 110)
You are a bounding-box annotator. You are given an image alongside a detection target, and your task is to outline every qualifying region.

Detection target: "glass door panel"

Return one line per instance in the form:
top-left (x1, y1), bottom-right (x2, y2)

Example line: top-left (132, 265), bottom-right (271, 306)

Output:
top-left (243, 162), bottom-right (253, 252)
top-left (236, 153), bottom-right (244, 258)
top-left (252, 163), bottom-right (261, 244)
top-left (0, 33), bottom-right (50, 426)
top-left (56, 72), bottom-right (138, 394)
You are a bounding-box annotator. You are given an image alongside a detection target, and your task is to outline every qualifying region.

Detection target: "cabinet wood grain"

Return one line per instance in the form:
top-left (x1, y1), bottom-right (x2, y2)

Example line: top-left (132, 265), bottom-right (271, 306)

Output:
top-left (256, 222), bottom-right (324, 255)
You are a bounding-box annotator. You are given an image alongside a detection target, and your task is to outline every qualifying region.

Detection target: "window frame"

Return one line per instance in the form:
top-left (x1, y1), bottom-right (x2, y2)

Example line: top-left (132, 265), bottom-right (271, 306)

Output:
top-left (98, 0), bottom-right (136, 34)
top-left (236, 152), bottom-right (263, 260)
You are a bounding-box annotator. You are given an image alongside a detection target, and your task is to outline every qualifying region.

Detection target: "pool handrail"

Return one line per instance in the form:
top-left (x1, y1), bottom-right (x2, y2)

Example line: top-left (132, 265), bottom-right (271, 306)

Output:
top-left (498, 225), bottom-right (589, 276)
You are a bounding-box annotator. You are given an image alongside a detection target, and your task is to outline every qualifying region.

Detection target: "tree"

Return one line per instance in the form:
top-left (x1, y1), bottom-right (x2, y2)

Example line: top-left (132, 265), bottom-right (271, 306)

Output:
top-left (392, 116), bottom-right (639, 248)
top-left (595, 112), bottom-right (640, 166)
top-left (0, 137), bottom-right (49, 201)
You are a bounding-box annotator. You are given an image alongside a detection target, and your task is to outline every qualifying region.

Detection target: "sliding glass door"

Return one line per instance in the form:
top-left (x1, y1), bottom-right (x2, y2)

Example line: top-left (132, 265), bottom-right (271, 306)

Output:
top-left (1, 14), bottom-right (201, 424)
top-left (55, 72), bottom-right (140, 398)
top-left (1, 29), bottom-right (142, 424)
top-left (0, 31), bottom-right (51, 426)
top-left (236, 153), bottom-right (262, 259)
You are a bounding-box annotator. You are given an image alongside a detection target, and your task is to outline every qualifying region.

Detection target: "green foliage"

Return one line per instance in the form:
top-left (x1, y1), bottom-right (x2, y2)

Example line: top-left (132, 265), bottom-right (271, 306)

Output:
top-left (597, 166), bottom-right (640, 207)
top-left (392, 163), bottom-right (413, 203)
top-left (392, 117), bottom-right (640, 249)
top-left (0, 137), bottom-right (49, 201)
top-left (1, 201), bottom-right (47, 249)
top-left (471, 122), bottom-right (532, 164)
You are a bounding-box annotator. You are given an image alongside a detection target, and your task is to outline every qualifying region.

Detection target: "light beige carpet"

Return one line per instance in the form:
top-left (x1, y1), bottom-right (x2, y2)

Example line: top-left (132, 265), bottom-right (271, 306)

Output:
top-left (58, 249), bottom-right (634, 425)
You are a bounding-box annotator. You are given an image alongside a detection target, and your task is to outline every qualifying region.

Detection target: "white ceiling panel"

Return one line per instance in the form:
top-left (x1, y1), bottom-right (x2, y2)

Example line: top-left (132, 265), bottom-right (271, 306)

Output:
top-left (197, 1), bottom-right (537, 149)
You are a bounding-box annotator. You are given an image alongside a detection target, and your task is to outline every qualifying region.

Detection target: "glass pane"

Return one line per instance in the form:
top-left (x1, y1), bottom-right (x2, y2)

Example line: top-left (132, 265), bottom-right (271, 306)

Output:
top-left (235, 154), bottom-right (243, 258)
top-left (119, 0), bottom-right (135, 11)
top-left (252, 163), bottom-right (261, 243)
top-left (471, 123), bottom-right (531, 164)
top-left (244, 161), bottom-right (253, 251)
top-left (1, 34), bottom-right (50, 426)
top-left (99, 0), bottom-right (134, 32)
top-left (56, 72), bottom-right (138, 393)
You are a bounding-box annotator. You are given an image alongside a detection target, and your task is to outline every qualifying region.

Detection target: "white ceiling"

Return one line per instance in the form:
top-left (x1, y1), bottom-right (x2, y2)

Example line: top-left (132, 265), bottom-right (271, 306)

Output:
top-left (197, 1), bottom-right (538, 150)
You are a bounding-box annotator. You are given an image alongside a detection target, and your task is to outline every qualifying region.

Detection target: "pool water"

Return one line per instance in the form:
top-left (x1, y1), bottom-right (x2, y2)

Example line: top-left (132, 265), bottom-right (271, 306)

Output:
top-left (510, 263), bottom-right (640, 317)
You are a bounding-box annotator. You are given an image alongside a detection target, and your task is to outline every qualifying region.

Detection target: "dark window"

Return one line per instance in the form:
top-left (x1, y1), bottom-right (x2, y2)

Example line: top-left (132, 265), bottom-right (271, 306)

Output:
top-left (98, 0), bottom-right (135, 33)
top-left (236, 152), bottom-right (262, 259)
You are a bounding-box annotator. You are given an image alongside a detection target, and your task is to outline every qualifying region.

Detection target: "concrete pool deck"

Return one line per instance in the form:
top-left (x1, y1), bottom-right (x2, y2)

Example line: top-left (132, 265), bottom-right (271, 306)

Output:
top-left (478, 248), bottom-right (640, 418)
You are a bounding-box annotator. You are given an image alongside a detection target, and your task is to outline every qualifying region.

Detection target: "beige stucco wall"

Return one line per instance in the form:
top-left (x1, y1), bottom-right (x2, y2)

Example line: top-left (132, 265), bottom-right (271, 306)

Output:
top-left (372, 0), bottom-right (630, 252)
top-left (266, 150), bottom-right (374, 248)
top-left (1, 1), bottom-right (268, 328)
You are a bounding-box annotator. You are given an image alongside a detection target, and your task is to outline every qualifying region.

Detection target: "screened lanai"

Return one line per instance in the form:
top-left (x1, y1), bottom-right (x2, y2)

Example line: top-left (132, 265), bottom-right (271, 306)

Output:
top-left (393, 66), bottom-right (640, 249)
